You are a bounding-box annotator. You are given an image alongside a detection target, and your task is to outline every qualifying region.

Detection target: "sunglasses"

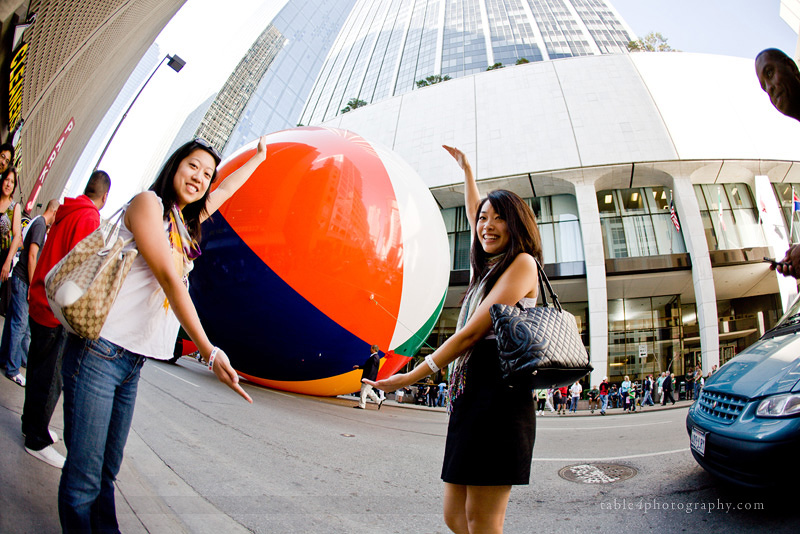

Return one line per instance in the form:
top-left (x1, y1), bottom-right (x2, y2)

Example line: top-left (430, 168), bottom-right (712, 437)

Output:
top-left (193, 137), bottom-right (221, 161)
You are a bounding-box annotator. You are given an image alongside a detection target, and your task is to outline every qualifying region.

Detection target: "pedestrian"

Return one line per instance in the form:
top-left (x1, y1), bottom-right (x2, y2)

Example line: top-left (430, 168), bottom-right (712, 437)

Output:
top-left (627, 386), bottom-right (636, 413)
top-left (1, 197), bottom-right (58, 387)
top-left (620, 375), bottom-right (631, 412)
top-left (598, 377), bottom-right (610, 415)
top-left (692, 366), bottom-right (703, 400)
top-left (0, 162), bottom-right (21, 325)
top-left (57, 137), bottom-right (264, 532)
top-left (366, 145), bottom-right (543, 534)
top-left (536, 389), bottom-right (547, 415)
top-left (587, 384), bottom-right (599, 413)
top-left (427, 379), bottom-right (439, 407)
top-left (610, 384), bottom-right (619, 409)
top-left (569, 381), bottom-right (582, 413)
top-left (353, 344), bottom-right (384, 409)
top-left (656, 371), bottom-right (666, 404)
top-left (22, 172), bottom-right (111, 469)
top-left (661, 370), bottom-right (676, 405)
top-left (641, 374), bottom-right (654, 406)
top-left (557, 385), bottom-right (569, 415)
top-left (545, 387), bottom-right (555, 413)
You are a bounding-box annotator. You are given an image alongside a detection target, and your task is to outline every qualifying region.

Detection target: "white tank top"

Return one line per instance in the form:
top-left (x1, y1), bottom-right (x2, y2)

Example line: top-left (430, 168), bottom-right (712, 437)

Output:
top-left (100, 193), bottom-right (188, 359)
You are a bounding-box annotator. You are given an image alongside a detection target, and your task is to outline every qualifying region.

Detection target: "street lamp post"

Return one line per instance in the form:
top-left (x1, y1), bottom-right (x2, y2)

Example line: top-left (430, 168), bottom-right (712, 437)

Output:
top-left (93, 53), bottom-right (185, 172)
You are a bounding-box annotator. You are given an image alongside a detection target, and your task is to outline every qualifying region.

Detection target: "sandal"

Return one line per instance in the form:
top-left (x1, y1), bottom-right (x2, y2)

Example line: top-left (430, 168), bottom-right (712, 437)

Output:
top-left (9, 373), bottom-right (25, 387)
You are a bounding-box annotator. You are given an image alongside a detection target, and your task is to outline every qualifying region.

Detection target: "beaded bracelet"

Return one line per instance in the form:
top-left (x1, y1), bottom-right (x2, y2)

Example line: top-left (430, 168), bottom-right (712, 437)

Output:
top-left (424, 354), bottom-right (440, 373)
top-left (208, 347), bottom-right (219, 371)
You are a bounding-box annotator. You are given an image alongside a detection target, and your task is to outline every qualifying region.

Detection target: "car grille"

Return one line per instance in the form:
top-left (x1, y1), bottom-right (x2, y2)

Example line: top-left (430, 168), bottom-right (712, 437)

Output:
top-left (697, 390), bottom-right (748, 423)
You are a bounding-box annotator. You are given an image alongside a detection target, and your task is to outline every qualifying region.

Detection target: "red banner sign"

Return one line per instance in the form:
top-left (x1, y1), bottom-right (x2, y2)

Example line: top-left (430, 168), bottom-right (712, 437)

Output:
top-left (26, 117), bottom-right (74, 213)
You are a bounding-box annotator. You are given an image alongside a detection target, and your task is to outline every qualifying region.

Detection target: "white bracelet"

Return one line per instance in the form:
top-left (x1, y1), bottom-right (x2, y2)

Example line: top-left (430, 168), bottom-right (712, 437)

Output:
top-left (424, 355), bottom-right (440, 373)
top-left (208, 347), bottom-right (219, 371)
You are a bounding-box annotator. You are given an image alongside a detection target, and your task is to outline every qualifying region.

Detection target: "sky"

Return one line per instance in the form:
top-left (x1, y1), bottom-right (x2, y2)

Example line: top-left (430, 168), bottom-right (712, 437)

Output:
top-left (93, 0), bottom-right (799, 215)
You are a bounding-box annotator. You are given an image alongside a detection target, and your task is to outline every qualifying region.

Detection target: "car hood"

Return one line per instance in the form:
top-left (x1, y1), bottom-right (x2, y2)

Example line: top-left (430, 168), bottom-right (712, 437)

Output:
top-left (705, 331), bottom-right (800, 398)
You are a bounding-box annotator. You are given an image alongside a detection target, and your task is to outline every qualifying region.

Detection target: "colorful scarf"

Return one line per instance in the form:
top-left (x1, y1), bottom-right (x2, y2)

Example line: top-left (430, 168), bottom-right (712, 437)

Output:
top-left (163, 204), bottom-right (201, 311)
top-left (447, 253), bottom-right (505, 412)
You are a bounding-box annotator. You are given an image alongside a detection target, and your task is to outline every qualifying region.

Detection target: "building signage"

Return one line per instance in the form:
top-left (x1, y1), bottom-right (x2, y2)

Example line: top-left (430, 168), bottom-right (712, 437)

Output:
top-left (26, 118), bottom-right (74, 213)
top-left (8, 42), bottom-right (27, 133)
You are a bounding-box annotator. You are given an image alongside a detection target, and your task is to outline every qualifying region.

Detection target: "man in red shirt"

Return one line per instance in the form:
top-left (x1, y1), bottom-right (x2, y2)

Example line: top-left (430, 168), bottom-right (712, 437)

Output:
top-left (21, 171), bottom-right (110, 468)
top-left (598, 377), bottom-right (610, 415)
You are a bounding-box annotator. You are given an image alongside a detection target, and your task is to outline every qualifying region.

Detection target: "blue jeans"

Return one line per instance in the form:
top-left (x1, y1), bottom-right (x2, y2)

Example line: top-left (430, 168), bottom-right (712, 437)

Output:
top-left (58, 336), bottom-right (146, 533)
top-left (600, 394), bottom-right (608, 413)
top-left (0, 275), bottom-right (31, 377)
top-left (570, 396), bottom-right (578, 412)
top-left (694, 383), bottom-right (701, 400)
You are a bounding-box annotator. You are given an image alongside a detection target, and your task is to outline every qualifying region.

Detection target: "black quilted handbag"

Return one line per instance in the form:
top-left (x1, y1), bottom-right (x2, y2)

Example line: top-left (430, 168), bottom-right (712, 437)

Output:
top-left (490, 259), bottom-right (592, 388)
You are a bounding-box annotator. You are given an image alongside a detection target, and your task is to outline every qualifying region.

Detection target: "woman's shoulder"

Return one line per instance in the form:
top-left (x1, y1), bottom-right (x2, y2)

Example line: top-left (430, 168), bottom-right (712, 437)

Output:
top-left (128, 191), bottom-right (164, 212)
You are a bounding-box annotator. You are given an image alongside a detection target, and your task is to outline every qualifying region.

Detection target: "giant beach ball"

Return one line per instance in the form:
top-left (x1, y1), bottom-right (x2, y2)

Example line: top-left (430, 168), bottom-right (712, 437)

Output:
top-left (189, 127), bottom-right (450, 396)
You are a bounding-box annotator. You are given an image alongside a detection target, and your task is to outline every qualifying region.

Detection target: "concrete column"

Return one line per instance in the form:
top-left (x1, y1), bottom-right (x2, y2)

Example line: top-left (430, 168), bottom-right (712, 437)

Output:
top-left (671, 177), bottom-right (719, 374)
top-left (574, 182), bottom-right (608, 385)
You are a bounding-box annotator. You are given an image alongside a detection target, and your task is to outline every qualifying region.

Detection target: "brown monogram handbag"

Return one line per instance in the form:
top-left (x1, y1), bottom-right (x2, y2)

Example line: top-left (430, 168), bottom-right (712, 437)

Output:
top-left (44, 208), bottom-right (137, 339)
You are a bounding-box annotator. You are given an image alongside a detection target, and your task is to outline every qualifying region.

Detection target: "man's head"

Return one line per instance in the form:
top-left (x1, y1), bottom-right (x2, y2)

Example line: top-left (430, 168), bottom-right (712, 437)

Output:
top-left (84, 170), bottom-right (111, 209)
top-left (0, 143), bottom-right (14, 173)
top-left (43, 199), bottom-right (60, 227)
top-left (370, 344), bottom-right (379, 354)
top-left (756, 48), bottom-right (800, 121)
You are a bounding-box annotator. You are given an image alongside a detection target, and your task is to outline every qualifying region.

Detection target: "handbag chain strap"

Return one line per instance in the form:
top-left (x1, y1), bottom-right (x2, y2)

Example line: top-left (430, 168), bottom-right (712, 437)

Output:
top-left (533, 257), bottom-right (563, 313)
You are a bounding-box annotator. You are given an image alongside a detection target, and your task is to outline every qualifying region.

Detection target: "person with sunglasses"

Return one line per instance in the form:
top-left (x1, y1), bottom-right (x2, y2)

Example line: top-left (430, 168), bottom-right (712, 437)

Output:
top-left (57, 137), bottom-right (266, 532)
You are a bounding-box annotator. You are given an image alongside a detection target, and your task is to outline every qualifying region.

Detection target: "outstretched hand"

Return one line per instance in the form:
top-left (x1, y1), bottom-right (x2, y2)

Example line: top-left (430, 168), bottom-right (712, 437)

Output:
top-left (211, 348), bottom-right (253, 403)
top-left (363, 372), bottom-right (414, 393)
top-left (443, 145), bottom-right (469, 170)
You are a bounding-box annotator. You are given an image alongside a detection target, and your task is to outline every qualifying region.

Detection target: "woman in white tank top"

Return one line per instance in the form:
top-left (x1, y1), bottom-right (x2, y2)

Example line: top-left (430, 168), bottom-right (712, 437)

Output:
top-left (58, 137), bottom-right (266, 532)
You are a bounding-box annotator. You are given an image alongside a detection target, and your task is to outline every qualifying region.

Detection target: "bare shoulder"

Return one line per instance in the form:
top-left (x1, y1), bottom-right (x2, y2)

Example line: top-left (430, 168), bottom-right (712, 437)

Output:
top-left (126, 191), bottom-right (164, 229)
top-left (509, 252), bottom-right (538, 272)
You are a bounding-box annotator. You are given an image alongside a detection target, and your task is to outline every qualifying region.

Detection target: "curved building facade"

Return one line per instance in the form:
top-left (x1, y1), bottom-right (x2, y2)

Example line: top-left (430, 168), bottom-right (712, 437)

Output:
top-left (314, 51), bottom-right (800, 387)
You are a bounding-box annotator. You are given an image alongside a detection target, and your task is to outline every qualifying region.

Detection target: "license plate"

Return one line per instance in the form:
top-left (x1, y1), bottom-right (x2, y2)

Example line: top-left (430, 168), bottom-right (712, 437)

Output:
top-left (690, 427), bottom-right (706, 456)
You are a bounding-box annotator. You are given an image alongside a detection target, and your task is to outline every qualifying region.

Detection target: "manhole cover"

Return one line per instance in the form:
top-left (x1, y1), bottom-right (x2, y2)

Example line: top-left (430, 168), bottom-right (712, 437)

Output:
top-left (558, 463), bottom-right (637, 484)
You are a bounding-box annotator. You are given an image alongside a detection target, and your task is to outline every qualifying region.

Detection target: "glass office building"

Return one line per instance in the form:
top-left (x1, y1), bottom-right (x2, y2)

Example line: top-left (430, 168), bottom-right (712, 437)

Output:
top-left (300, 0), bottom-right (634, 124)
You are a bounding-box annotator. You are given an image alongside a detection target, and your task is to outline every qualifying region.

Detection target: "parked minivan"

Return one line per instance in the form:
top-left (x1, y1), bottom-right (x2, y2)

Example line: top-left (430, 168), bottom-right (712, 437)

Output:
top-left (686, 294), bottom-right (800, 487)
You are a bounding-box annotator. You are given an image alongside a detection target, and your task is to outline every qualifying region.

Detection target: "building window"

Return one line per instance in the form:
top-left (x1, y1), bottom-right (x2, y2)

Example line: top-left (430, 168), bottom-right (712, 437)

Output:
top-left (694, 183), bottom-right (766, 251)
top-left (442, 193), bottom-right (584, 271)
top-left (772, 182), bottom-right (800, 243)
top-left (607, 295), bottom-right (682, 384)
top-left (597, 187), bottom-right (686, 259)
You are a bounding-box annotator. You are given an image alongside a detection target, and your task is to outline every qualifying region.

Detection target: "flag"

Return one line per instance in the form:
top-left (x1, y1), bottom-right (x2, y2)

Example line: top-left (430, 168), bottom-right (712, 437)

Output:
top-left (669, 200), bottom-right (680, 231)
top-left (793, 191), bottom-right (800, 212)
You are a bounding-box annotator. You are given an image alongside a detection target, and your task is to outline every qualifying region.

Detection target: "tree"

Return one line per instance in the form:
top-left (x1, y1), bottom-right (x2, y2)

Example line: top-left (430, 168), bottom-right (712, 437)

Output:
top-left (516, 58), bottom-right (529, 65)
top-left (340, 98), bottom-right (368, 114)
top-left (415, 74), bottom-right (452, 88)
top-left (486, 62), bottom-right (504, 71)
top-left (627, 32), bottom-right (678, 52)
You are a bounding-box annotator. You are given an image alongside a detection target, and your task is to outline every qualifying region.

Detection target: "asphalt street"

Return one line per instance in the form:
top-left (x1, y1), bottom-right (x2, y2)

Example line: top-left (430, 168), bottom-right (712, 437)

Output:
top-left (1, 355), bottom-right (798, 533)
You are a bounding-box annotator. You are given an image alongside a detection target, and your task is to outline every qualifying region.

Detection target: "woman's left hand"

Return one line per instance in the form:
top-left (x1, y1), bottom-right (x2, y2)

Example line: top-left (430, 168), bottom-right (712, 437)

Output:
top-left (0, 263), bottom-right (8, 281)
top-left (210, 348), bottom-right (253, 403)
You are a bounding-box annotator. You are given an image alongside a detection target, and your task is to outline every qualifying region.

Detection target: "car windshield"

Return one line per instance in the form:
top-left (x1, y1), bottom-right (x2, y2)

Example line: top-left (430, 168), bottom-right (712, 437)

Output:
top-left (775, 293), bottom-right (800, 328)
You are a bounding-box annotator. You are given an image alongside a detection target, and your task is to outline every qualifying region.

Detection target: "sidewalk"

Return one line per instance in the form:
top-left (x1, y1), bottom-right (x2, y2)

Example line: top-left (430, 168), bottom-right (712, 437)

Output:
top-left (0, 367), bottom-right (249, 534)
top-left (339, 393), bottom-right (695, 415)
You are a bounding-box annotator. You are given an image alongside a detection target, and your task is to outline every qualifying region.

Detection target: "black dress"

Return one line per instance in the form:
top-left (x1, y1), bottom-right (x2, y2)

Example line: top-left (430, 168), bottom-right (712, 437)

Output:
top-left (441, 338), bottom-right (536, 485)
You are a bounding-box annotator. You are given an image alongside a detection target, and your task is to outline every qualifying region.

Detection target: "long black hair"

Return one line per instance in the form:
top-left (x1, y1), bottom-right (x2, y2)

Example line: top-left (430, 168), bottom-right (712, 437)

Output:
top-left (468, 189), bottom-right (543, 296)
top-left (149, 139), bottom-right (221, 240)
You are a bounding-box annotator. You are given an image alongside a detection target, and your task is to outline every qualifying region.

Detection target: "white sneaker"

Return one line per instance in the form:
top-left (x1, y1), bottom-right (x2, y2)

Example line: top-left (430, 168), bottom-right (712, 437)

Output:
top-left (8, 373), bottom-right (25, 387)
top-left (25, 445), bottom-right (65, 469)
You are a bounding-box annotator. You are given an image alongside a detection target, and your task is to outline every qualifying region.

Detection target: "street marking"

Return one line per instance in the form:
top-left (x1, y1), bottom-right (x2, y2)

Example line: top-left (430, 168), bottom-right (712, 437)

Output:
top-left (534, 447), bottom-right (689, 462)
top-left (153, 366), bottom-right (200, 387)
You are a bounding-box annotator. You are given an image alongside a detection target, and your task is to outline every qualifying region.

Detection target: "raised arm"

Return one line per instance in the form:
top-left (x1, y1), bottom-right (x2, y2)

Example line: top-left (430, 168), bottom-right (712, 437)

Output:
top-left (201, 136), bottom-right (267, 221)
top-left (365, 253), bottom-right (538, 392)
top-left (443, 145), bottom-right (481, 233)
top-left (126, 192), bottom-right (252, 403)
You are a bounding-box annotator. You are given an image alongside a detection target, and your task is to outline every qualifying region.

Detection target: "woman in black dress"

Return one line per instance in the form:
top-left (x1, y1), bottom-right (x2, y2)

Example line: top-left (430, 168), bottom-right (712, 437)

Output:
top-left (366, 145), bottom-right (542, 534)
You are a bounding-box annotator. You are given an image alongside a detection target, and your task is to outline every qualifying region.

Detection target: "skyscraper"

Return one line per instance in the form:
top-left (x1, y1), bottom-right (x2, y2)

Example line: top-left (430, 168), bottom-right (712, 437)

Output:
top-left (300, 0), bottom-right (635, 125)
top-left (195, 24), bottom-right (285, 153)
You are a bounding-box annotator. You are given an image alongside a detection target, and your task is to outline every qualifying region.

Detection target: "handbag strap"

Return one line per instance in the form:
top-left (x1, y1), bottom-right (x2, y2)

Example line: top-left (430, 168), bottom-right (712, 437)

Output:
top-left (534, 257), bottom-right (563, 313)
top-left (100, 206), bottom-right (130, 251)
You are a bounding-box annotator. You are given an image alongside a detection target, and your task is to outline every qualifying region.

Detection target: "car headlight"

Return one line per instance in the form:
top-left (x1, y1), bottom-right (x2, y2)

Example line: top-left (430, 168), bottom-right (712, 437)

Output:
top-left (756, 393), bottom-right (800, 418)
